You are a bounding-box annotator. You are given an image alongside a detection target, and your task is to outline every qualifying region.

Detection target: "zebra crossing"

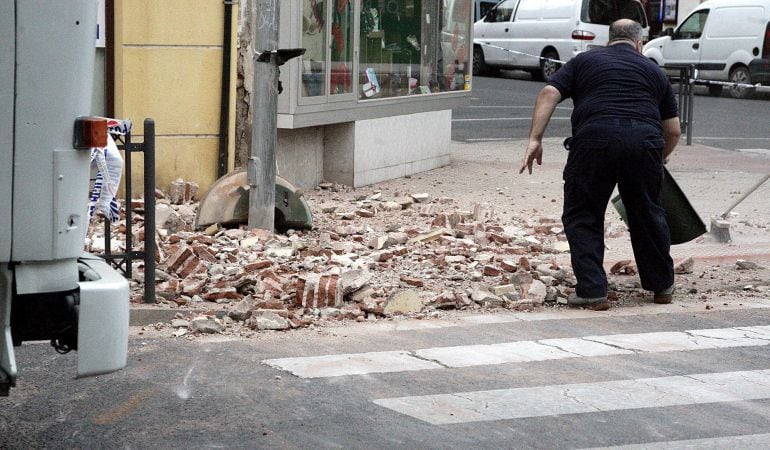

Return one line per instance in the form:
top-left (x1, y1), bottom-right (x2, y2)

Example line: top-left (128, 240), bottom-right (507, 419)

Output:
top-left (264, 325), bottom-right (770, 377)
top-left (262, 309), bottom-right (770, 447)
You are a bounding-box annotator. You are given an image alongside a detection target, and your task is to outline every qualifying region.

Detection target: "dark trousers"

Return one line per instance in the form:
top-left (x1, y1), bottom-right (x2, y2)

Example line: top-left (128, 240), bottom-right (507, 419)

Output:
top-left (562, 118), bottom-right (674, 298)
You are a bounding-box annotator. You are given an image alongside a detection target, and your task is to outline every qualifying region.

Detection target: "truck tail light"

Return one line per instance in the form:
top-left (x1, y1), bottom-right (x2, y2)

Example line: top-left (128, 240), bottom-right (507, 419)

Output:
top-left (571, 30), bottom-right (596, 41)
top-left (763, 22), bottom-right (770, 59)
top-left (73, 116), bottom-right (108, 149)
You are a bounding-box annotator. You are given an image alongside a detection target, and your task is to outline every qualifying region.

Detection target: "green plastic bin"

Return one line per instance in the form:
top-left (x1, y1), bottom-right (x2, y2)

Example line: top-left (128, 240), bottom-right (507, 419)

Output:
top-left (611, 167), bottom-right (707, 245)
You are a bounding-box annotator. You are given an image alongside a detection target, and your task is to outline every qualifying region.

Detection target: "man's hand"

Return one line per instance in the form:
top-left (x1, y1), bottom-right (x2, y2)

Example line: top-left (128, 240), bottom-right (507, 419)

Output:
top-left (520, 85), bottom-right (561, 175)
top-left (519, 139), bottom-right (543, 174)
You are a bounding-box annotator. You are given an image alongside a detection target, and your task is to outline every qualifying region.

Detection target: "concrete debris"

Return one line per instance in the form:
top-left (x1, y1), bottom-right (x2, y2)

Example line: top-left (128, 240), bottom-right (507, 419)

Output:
top-left (674, 257), bottom-right (695, 274)
top-left (411, 193), bottom-right (431, 203)
top-left (736, 259), bottom-right (763, 270)
top-left (191, 316), bottom-right (225, 334)
top-left (610, 259), bottom-right (637, 275)
top-left (250, 311), bottom-right (290, 330)
top-left (384, 289), bottom-right (423, 315)
top-left (87, 183), bottom-right (643, 336)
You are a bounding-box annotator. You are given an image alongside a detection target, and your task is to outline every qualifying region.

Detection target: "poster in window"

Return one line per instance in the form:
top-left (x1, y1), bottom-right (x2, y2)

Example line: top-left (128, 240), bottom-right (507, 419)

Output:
top-left (663, 0), bottom-right (678, 22)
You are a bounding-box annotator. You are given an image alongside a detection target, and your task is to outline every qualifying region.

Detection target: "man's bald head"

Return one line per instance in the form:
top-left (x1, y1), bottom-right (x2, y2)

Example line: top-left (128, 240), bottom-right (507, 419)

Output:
top-left (609, 19), bottom-right (643, 44)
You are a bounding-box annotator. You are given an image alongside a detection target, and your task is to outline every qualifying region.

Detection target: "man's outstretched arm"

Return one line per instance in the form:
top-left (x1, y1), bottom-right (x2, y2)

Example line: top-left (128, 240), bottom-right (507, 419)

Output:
top-left (661, 117), bottom-right (681, 160)
top-left (520, 85), bottom-right (562, 174)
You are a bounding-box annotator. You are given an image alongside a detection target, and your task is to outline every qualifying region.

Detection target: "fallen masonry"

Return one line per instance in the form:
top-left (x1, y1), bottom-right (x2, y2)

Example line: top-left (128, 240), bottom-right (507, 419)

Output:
top-left (85, 181), bottom-right (770, 337)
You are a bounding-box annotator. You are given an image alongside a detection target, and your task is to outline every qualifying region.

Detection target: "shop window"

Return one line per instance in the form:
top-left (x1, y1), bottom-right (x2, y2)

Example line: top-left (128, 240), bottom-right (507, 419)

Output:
top-left (359, 0), bottom-right (471, 100)
top-left (300, 0), bottom-right (354, 99)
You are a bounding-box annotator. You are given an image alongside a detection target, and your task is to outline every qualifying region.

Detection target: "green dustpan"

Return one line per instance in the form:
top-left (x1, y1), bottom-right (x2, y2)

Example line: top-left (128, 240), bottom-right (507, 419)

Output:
top-left (611, 167), bottom-right (706, 245)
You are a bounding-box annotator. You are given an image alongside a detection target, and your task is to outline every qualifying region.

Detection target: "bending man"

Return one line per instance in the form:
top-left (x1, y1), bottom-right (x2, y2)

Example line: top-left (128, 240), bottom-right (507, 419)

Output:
top-left (519, 19), bottom-right (681, 310)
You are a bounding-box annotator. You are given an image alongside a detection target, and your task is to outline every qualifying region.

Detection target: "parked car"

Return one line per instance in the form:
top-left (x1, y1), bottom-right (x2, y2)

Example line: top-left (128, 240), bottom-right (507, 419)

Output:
top-left (473, 0), bottom-right (649, 80)
top-left (643, 0), bottom-right (770, 99)
top-left (748, 21), bottom-right (770, 86)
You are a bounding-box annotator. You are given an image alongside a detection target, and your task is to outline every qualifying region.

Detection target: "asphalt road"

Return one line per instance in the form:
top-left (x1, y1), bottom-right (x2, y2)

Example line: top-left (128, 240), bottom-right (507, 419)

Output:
top-left (4, 307), bottom-right (770, 449)
top-left (3, 72), bottom-right (770, 450)
top-left (454, 71), bottom-right (770, 154)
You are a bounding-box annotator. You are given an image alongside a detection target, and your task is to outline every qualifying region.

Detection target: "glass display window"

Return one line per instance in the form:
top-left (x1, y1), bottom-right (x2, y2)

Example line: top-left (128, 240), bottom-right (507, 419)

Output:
top-left (300, 0), bottom-right (355, 102)
top-left (359, 0), bottom-right (472, 100)
top-left (288, 0), bottom-right (472, 121)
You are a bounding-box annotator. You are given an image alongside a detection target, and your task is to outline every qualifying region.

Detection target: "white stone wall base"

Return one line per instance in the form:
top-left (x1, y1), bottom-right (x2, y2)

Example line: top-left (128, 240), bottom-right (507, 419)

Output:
top-left (277, 110), bottom-right (452, 189)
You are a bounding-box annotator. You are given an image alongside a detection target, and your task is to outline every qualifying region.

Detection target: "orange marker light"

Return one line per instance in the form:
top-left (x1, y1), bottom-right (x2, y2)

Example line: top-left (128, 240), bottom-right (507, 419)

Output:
top-left (73, 116), bottom-right (108, 149)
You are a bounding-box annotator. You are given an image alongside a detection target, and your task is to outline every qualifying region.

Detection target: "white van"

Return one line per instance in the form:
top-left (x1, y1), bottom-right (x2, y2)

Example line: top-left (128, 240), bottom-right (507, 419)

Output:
top-left (473, 0), bottom-right (649, 80)
top-left (643, 0), bottom-right (770, 98)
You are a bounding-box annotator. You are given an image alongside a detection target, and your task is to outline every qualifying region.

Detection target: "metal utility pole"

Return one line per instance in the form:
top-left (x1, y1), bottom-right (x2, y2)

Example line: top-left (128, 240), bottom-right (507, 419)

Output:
top-left (248, 0), bottom-right (280, 231)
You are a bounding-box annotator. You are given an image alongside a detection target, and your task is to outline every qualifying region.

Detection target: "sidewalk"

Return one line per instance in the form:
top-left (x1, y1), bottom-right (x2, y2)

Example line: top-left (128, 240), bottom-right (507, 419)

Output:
top-left (445, 138), bottom-right (770, 264)
top-left (129, 138), bottom-right (770, 327)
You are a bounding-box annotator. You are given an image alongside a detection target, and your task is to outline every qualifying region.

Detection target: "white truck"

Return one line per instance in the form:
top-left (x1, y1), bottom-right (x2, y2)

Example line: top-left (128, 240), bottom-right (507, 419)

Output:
top-left (1, 0), bottom-right (129, 396)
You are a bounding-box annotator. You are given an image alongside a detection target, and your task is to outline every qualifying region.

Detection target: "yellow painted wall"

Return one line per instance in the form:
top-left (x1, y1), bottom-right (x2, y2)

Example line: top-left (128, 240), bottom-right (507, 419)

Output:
top-left (114, 0), bottom-right (237, 195)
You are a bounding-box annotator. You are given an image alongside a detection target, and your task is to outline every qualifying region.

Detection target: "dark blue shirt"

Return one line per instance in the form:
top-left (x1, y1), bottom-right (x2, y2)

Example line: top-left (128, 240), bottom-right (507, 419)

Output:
top-left (547, 43), bottom-right (678, 135)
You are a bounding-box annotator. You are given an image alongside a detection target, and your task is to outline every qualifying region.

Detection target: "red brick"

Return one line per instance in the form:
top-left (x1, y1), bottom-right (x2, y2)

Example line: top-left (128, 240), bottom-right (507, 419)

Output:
top-left (400, 276), bottom-right (424, 288)
top-left (317, 275), bottom-right (328, 307)
top-left (191, 235), bottom-right (214, 245)
top-left (203, 287), bottom-right (241, 302)
top-left (262, 277), bottom-right (284, 293)
top-left (164, 246), bottom-right (192, 272)
top-left (431, 214), bottom-right (447, 227)
top-left (294, 278), bottom-right (306, 307)
top-left (500, 260), bottom-right (518, 273)
top-left (181, 277), bottom-right (207, 296)
top-left (244, 260), bottom-right (272, 273)
top-left (192, 245), bottom-right (218, 263)
top-left (254, 300), bottom-right (286, 310)
top-left (177, 256), bottom-right (205, 278)
top-left (488, 233), bottom-right (512, 244)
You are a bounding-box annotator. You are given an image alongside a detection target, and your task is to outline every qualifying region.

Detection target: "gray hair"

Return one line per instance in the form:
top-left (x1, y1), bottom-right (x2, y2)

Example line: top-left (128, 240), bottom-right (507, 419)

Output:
top-left (609, 19), bottom-right (643, 43)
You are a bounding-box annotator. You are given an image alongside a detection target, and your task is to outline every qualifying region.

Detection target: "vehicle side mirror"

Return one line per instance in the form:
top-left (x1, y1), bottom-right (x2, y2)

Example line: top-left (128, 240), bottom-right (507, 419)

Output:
top-left (665, 28), bottom-right (675, 38)
top-left (484, 10), bottom-right (496, 22)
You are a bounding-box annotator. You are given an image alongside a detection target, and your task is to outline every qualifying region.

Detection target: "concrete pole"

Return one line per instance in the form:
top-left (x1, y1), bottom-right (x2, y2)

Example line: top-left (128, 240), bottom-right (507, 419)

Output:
top-left (248, 0), bottom-right (280, 231)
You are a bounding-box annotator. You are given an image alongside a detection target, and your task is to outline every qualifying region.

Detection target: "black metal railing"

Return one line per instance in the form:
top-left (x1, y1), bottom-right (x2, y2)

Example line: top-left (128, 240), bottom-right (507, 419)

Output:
top-left (103, 118), bottom-right (156, 304)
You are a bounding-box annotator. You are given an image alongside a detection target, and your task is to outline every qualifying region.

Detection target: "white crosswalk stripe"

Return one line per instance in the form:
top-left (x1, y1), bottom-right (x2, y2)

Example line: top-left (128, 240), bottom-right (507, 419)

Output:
top-left (373, 369), bottom-right (770, 425)
top-left (588, 432), bottom-right (770, 449)
top-left (263, 325), bottom-right (770, 378)
top-left (263, 316), bottom-right (770, 445)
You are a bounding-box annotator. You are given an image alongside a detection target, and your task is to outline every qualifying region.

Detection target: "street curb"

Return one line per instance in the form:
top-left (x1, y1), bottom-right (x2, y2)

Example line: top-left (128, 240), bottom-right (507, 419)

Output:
top-left (129, 307), bottom-right (205, 327)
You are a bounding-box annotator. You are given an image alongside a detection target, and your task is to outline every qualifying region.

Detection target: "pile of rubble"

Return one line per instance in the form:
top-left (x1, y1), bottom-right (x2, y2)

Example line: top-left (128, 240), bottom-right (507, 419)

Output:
top-left (86, 180), bottom-right (768, 337)
top-left (86, 181), bottom-right (585, 336)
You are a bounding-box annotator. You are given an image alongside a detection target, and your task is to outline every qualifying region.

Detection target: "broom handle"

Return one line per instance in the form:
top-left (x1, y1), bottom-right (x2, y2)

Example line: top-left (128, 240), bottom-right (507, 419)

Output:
top-left (719, 173), bottom-right (770, 219)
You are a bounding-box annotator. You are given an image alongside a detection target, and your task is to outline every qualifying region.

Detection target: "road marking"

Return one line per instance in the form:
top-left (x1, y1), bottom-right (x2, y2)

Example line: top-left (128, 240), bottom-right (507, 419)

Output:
top-left (263, 325), bottom-right (770, 378)
top-left (694, 137), bottom-right (770, 140)
top-left (587, 432), bottom-right (770, 449)
top-left (263, 351), bottom-right (442, 378)
top-left (373, 369), bottom-right (770, 425)
top-left (452, 117), bottom-right (571, 122)
top-left (334, 303), bottom-right (770, 334)
top-left (735, 148), bottom-right (770, 156)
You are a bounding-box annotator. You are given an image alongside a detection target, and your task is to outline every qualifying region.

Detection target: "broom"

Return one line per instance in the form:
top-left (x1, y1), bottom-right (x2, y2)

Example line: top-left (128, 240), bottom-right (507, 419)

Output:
top-left (710, 173), bottom-right (770, 243)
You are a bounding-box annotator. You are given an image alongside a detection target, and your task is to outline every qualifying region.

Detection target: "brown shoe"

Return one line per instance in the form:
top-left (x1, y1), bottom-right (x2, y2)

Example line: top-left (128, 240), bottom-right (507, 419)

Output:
top-left (654, 285), bottom-right (675, 304)
top-left (567, 293), bottom-right (610, 311)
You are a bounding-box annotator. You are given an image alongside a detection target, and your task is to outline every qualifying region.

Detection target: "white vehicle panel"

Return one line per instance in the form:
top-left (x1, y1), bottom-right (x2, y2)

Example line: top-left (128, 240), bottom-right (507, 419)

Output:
top-left (76, 255), bottom-right (129, 377)
top-left (0, 2), bottom-right (13, 263)
top-left (12, 1), bottom-right (97, 262)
